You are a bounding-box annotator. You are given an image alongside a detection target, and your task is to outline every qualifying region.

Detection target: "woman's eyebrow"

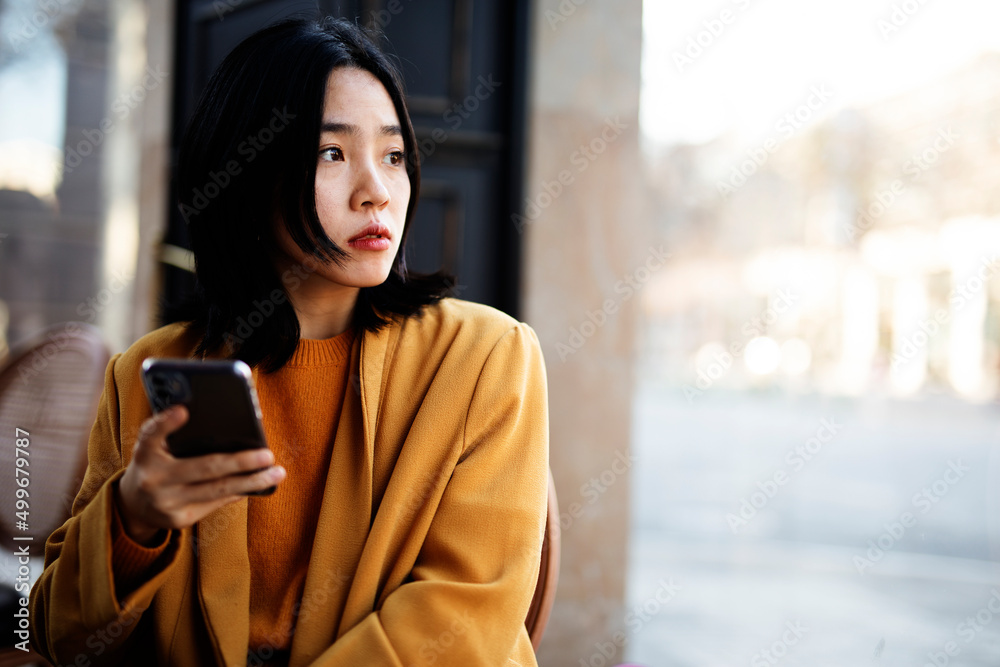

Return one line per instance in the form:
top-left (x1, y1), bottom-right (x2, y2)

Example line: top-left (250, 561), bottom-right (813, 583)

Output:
top-left (320, 122), bottom-right (402, 137)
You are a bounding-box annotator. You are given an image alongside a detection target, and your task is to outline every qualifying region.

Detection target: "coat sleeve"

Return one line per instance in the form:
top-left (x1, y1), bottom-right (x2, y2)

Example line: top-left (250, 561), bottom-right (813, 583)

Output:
top-left (29, 352), bottom-right (188, 665)
top-left (310, 322), bottom-right (550, 666)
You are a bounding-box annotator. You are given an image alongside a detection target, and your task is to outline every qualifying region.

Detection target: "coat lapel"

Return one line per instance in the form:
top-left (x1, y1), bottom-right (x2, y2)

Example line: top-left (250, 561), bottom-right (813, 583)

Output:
top-left (287, 318), bottom-right (398, 665)
top-left (193, 341), bottom-right (252, 665)
top-left (196, 497), bottom-right (251, 665)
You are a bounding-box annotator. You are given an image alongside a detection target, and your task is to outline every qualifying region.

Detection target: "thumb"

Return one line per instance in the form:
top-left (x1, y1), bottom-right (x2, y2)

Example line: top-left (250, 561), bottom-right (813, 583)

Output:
top-left (139, 404), bottom-right (189, 454)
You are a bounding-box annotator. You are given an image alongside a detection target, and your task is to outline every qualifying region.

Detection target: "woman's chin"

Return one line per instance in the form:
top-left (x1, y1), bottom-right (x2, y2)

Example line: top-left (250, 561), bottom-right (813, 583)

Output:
top-left (341, 267), bottom-right (394, 289)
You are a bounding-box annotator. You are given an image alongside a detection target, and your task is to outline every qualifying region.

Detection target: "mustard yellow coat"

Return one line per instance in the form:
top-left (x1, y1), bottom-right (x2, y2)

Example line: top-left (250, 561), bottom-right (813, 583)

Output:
top-left (30, 299), bottom-right (549, 666)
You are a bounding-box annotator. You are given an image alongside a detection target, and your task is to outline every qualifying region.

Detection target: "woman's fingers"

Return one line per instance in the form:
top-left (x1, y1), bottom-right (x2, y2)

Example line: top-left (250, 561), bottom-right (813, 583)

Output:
top-left (181, 465), bottom-right (286, 506)
top-left (123, 464), bottom-right (285, 532)
top-left (170, 447), bottom-right (275, 485)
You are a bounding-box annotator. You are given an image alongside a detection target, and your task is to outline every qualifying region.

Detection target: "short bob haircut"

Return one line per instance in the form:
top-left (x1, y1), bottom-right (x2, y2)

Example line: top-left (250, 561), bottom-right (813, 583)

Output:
top-left (174, 16), bottom-right (452, 373)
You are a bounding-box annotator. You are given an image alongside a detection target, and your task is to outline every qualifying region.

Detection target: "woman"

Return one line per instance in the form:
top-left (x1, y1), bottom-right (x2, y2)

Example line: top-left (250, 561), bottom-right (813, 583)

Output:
top-left (30, 17), bottom-right (549, 666)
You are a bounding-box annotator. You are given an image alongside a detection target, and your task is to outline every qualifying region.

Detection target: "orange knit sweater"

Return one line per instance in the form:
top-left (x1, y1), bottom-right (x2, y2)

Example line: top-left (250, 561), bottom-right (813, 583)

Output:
top-left (111, 328), bottom-right (355, 663)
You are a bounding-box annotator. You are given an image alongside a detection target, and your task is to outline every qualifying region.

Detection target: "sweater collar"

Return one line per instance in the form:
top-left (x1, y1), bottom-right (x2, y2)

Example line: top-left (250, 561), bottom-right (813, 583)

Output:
top-left (286, 327), bottom-right (356, 366)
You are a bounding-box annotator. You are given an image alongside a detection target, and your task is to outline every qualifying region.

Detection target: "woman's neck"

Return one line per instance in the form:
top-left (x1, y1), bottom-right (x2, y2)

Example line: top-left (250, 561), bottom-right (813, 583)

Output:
top-left (285, 275), bottom-right (360, 340)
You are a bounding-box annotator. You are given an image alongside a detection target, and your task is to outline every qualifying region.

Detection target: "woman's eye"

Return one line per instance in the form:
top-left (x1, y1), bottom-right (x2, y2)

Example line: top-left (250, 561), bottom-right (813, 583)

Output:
top-left (319, 147), bottom-right (343, 162)
top-left (383, 150), bottom-right (405, 167)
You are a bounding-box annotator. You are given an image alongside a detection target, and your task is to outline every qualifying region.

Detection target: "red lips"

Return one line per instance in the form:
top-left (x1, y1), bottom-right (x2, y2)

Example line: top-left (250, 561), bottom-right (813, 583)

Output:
top-left (347, 222), bottom-right (392, 252)
top-left (348, 223), bottom-right (391, 243)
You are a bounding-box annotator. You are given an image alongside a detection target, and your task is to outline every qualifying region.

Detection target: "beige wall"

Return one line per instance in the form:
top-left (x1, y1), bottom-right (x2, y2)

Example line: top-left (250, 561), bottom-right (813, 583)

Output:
top-left (521, 0), bottom-right (648, 664)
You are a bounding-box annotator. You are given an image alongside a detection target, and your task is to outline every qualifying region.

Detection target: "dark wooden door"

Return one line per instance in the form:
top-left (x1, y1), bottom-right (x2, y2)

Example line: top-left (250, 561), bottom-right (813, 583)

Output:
top-left (165, 0), bottom-right (528, 320)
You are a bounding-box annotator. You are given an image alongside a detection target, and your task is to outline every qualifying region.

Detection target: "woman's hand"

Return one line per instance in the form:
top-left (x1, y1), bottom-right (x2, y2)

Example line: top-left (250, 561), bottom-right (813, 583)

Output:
top-left (115, 405), bottom-right (286, 545)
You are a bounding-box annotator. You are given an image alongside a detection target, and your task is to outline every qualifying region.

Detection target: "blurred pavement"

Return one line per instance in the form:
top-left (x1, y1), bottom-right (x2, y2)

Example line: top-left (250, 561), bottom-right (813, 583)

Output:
top-left (626, 385), bottom-right (1000, 666)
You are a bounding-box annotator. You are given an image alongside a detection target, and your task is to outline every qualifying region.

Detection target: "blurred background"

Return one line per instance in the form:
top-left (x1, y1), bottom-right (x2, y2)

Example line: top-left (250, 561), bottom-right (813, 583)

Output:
top-left (2, 0), bottom-right (1000, 665)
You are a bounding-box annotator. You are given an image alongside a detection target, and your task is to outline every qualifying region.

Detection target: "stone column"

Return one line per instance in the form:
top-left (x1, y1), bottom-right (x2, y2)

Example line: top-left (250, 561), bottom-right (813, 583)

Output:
top-left (99, 0), bottom-right (174, 349)
top-left (132, 0), bottom-right (174, 339)
top-left (520, 1), bottom-right (648, 664)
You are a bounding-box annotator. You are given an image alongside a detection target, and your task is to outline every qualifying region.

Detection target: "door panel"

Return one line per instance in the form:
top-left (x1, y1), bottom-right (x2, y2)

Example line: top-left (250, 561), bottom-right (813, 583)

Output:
top-left (165, 0), bottom-right (527, 321)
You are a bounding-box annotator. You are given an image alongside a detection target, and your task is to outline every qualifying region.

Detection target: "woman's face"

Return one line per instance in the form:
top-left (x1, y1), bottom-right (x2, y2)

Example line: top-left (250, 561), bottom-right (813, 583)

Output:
top-left (275, 66), bottom-right (410, 290)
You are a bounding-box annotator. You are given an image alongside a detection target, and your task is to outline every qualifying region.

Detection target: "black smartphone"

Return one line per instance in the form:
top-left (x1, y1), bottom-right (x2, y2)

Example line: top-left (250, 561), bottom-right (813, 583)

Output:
top-left (140, 358), bottom-right (276, 495)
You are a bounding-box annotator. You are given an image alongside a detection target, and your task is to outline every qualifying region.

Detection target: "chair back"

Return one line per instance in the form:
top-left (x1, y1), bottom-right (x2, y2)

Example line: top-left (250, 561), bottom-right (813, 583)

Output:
top-left (0, 323), bottom-right (110, 556)
top-left (526, 467), bottom-right (560, 650)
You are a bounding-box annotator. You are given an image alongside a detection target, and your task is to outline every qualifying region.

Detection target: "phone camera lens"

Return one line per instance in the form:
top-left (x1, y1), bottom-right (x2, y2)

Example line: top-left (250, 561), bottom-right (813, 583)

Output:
top-left (149, 371), bottom-right (191, 410)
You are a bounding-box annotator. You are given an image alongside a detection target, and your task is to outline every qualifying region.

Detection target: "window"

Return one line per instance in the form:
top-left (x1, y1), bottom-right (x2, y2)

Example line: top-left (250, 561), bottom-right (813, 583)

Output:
top-left (632, 1), bottom-right (1000, 663)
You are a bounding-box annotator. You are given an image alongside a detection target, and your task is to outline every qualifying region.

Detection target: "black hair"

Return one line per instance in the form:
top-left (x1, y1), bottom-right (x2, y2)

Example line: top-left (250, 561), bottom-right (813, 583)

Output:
top-left (173, 16), bottom-right (452, 372)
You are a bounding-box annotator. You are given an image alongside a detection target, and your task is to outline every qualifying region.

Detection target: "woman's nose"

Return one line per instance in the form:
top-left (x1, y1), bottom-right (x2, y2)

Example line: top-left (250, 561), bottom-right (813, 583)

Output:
top-left (351, 160), bottom-right (390, 210)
